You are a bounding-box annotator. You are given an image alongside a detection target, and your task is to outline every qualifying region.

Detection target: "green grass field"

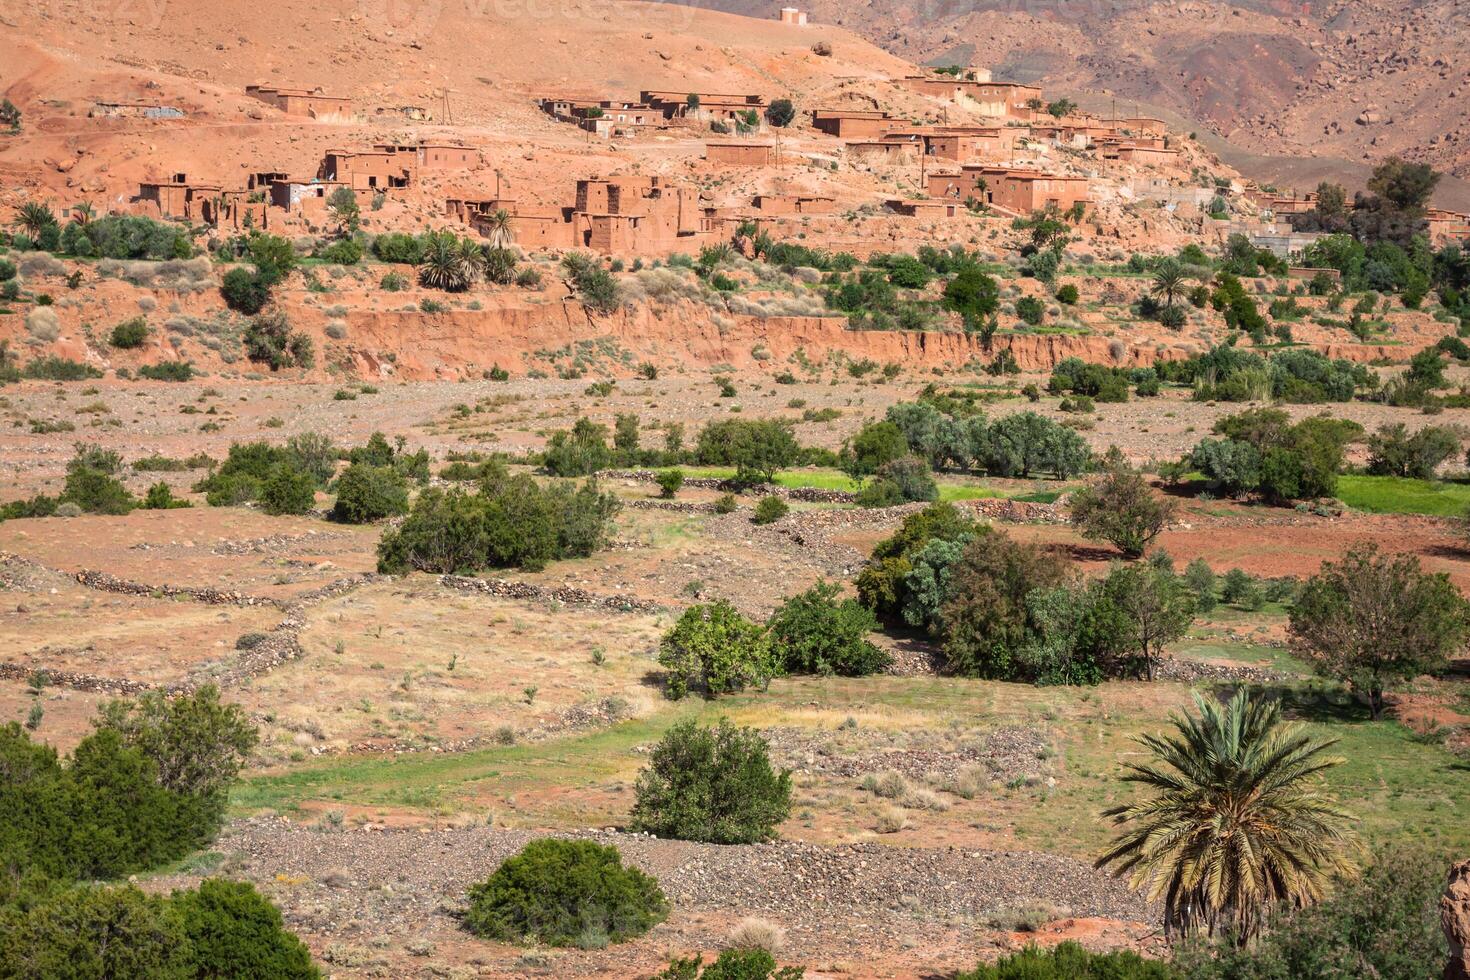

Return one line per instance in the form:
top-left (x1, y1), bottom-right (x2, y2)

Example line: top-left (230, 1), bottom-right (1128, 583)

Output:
top-left (234, 669), bottom-right (1470, 858)
top-left (1336, 474), bottom-right (1470, 517)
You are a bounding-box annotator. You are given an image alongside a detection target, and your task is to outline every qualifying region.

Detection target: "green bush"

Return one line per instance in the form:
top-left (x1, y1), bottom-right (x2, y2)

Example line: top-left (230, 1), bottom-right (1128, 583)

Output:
top-left (142, 481), bottom-right (190, 510)
top-left (171, 878), bottom-right (320, 978)
top-left (697, 419), bottom-right (799, 484)
top-left (372, 232), bottom-right (424, 265)
top-left (544, 417), bottom-right (613, 477)
top-left (1015, 295), bottom-right (1045, 325)
top-left (862, 455), bottom-right (937, 506)
top-left (0, 882), bottom-right (192, 978)
top-left (937, 530), bottom-right (1071, 678)
top-left (955, 941), bottom-right (1176, 979)
top-left (713, 493), bottom-right (739, 514)
top-left (329, 464), bottom-right (408, 523)
top-left (767, 581), bottom-right (887, 676)
top-left (751, 495), bottom-right (788, 524)
top-left (243, 310), bottom-right (313, 371)
top-left (1055, 284), bottom-right (1079, 305)
top-left (839, 420), bottom-right (909, 478)
top-left (1176, 848), bottom-right (1447, 980)
top-left (59, 467), bottom-right (135, 515)
top-left (109, 317), bottom-right (149, 349)
top-left (315, 237), bottom-right (362, 265)
top-left (220, 266), bottom-right (270, 314)
top-left (656, 469), bottom-right (684, 498)
top-left (631, 718), bottom-right (791, 844)
top-left (22, 356), bottom-right (102, 381)
top-left (137, 360), bottom-right (194, 382)
top-left (257, 464), bottom-right (317, 515)
top-left (855, 502), bottom-right (981, 620)
top-left (658, 600), bottom-right (776, 699)
top-left (377, 476), bottom-right (619, 574)
top-left (464, 839), bottom-right (667, 948)
top-left (654, 949), bottom-right (804, 979)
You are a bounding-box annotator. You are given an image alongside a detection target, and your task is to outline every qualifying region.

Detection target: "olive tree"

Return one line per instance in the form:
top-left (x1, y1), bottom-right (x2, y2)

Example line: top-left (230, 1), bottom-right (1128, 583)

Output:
top-left (1289, 544), bottom-right (1470, 717)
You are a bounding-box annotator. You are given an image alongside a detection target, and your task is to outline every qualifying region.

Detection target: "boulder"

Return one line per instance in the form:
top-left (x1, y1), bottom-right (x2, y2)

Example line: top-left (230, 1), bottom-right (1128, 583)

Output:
top-left (1445, 858), bottom-right (1470, 980)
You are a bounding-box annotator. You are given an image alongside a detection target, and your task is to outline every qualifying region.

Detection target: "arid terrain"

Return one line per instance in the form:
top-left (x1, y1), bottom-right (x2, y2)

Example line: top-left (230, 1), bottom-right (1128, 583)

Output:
top-left (2, 0), bottom-right (1469, 978)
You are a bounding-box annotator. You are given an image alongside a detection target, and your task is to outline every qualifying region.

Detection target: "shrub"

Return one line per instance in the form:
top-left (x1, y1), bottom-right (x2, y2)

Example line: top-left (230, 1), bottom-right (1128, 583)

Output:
top-left (751, 495), bottom-right (789, 524)
top-left (243, 310), bottom-right (313, 370)
top-left (1015, 295), bottom-right (1045, 326)
top-left (141, 481), bottom-right (189, 510)
top-left (658, 600), bottom-right (776, 699)
top-left (1069, 462), bottom-right (1176, 557)
top-left (865, 455), bottom-right (938, 505)
top-left (1055, 284), bottom-right (1079, 305)
top-left (0, 883), bottom-right (191, 978)
top-left (329, 464), bottom-right (409, 523)
top-left (315, 237), bottom-right (362, 265)
top-left (656, 469), bottom-right (684, 498)
top-left (220, 266), bottom-right (270, 314)
top-left (856, 502), bottom-right (983, 621)
top-left (839, 420), bottom-right (909, 478)
top-left (372, 232), bottom-right (424, 265)
top-left (137, 360), bottom-right (194, 382)
top-left (1366, 422), bottom-right (1459, 479)
top-left (696, 419), bottom-right (799, 484)
top-left (654, 949), bottom-right (804, 980)
top-left (171, 878), bottom-right (320, 978)
top-left (955, 941), bottom-right (1176, 979)
top-left (109, 317), bottom-right (149, 349)
top-left (631, 719), bottom-right (791, 844)
top-left (1176, 848), bottom-right (1448, 980)
top-left (377, 477), bottom-right (619, 574)
top-left (59, 467), bottom-right (135, 515)
top-left (543, 417), bottom-right (613, 477)
top-left (257, 464), bottom-right (317, 515)
top-left (22, 356), bottom-right (102, 381)
top-left (938, 531), bottom-right (1071, 678)
top-left (464, 839), bottom-right (668, 948)
top-left (767, 581), bottom-right (887, 677)
top-left (713, 493), bottom-right (738, 514)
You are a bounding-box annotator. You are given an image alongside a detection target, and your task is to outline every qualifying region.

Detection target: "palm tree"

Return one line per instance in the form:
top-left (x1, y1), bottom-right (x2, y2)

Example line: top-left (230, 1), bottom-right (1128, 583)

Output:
top-left (1095, 689), bottom-right (1358, 942)
top-left (417, 231), bottom-right (484, 292)
top-left (1150, 258), bottom-right (1190, 308)
top-left (16, 201), bottom-right (56, 238)
top-left (71, 202), bottom-right (96, 226)
top-left (481, 209), bottom-right (514, 250)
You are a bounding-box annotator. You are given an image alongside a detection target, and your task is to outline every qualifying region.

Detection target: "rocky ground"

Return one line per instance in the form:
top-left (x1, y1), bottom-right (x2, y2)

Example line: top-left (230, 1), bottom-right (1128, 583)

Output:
top-left (151, 820), bottom-right (1157, 979)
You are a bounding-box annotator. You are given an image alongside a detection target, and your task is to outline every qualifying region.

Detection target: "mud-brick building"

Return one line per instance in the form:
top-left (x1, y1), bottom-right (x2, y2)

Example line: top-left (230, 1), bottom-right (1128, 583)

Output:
top-left (244, 85), bottom-right (352, 119)
top-left (927, 166), bottom-right (1092, 215)
top-left (643, 90), bottom-right (767, 124)
top-left (706, 142), bottom-right (778, 166)
top-left (810, 109), bottom-right (899, 140)
top-left (897, 77), bottom-right (1042, 119)
top-left (136, 174), bottom-right (222, 220)
top-left (1428, 208), bottom-right (1470, 246)
top-left (752, 193), bottom-right (835, 215)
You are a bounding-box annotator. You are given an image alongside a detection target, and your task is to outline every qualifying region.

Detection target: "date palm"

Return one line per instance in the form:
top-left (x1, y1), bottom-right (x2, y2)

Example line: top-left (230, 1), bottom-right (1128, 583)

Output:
top-left (16, 201), bottom-right (56, 238)
top-left (481, 208), bottom-right (514, 250)
top-left (1095, 689), bottom-right (1358, 942)
top-left (417, 231), bottom-right (484, 292)
top-left (71, 201), bottom-right (96, 226)
top-left (1150, 258), bottom-right (1190, 308)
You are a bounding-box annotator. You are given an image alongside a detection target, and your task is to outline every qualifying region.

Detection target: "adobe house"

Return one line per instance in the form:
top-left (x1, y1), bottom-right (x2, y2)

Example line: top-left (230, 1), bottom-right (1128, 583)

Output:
top-left (752, 193), bottom-right (835, 215)
top-left (706, 142), bottom-right (778, 166)
top-left (885, 198), bottom-right (963, 218)
top-left (136, 173), bottom-right (222, 220)
top-left (551, 99), bottom-right (662, 137)
top-left (268, 179), bottom-right (359, 215)
top-left (247, 171), bottom-right (290, 192)
top-left (199, 192), bottom-right (269, 231)
top-left (811, 109), bottom-right (900, 140)
top-left (244, 84), bottom-right (352, 119)
top-left (778, 7), bottom-right (807, 25)
top-left (642, 90), bottom-right (768, 123)
top-left (1113, 117), bottom-right (1168, 137)
top-left (1104, 142), bottom-right (1181, 166)
top-left (1427, 208), bottom-right (1470, 246)
top-left (318, 149), bottom-right (413, 191)
top-left (927, 166), bottom-right (1091, 215)
top-left (845, 139), bottom-right (921, 165)
top-left (897, 77), bottom-right (1041, 119)
top-left (373, 142), bottom-right (481, 171)
top-left (886, 125), bottom-right (1018, 162)
top-left (1287, 267), bottom-right (1341, 282)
